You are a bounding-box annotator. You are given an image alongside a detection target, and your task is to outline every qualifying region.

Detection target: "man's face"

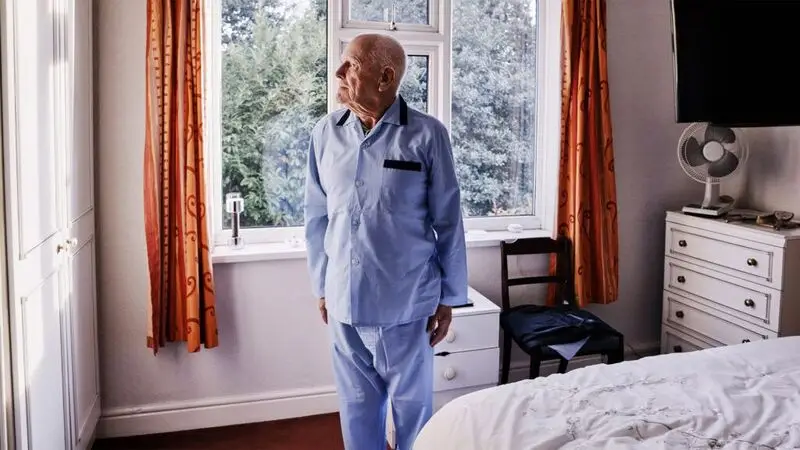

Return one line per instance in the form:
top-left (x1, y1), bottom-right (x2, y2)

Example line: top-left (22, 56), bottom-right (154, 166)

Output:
top-left (335, 40), bottom-right (381, 110)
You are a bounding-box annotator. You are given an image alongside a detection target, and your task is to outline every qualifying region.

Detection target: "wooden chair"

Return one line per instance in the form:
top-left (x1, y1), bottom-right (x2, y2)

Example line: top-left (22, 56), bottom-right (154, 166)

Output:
top-left (499, 236), bottom-right (624, 384)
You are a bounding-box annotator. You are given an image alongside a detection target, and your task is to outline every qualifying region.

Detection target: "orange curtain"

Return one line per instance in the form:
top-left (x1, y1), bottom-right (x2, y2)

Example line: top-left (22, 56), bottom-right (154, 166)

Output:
top-left (552, 0), bottom-right (619, 307)
top-left (144, 0), bottom-right (218, 354)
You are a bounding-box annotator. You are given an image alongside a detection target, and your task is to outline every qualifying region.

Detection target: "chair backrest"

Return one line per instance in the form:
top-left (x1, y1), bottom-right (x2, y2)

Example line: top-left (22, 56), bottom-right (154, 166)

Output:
top-left (499, 236), bottom-right (575, 311)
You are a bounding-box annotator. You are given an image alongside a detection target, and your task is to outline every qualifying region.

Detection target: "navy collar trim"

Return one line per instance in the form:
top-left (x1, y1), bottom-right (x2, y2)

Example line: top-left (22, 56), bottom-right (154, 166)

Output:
top-left (398, 95), bottom-right (408, 125)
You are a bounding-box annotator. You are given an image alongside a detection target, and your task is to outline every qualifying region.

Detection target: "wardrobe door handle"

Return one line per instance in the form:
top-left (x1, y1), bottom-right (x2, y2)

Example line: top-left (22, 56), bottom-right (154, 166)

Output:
top-left (744, 298), bottom-right (755, 308)
top-left (678, 240), bottom-right (687, 247)
top-left (677, 276), bottom-right (686, 283)
top-left (673, 345), bottom-right (683, 353)
top-left (675, 311), bottom-right (684, 319)
top-left (747, 258), bottom-right (758, 267)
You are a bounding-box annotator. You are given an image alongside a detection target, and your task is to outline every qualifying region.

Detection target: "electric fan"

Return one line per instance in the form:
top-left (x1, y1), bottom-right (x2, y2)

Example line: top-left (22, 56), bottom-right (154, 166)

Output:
top-left (677, 123), bottom-right (748, 218)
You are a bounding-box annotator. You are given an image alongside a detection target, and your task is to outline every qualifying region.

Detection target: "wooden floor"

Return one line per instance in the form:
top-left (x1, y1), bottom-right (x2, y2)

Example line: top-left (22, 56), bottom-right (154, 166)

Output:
top-left (91, 413), bottom-right (348, 450)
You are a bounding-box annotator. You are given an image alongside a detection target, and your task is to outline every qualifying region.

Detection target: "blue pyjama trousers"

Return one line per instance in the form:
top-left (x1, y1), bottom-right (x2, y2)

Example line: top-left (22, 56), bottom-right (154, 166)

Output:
top-left (327, 317), bottom-right (434, 450)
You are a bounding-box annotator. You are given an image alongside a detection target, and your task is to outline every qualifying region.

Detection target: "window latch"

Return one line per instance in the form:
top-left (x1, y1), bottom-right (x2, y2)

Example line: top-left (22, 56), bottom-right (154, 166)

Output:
top-left (386, 4), bottom-right (397, 31)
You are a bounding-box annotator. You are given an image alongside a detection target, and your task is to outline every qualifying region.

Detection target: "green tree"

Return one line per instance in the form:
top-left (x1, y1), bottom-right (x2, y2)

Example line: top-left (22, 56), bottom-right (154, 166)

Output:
top-left (221, 0), bottom-right (326, 227)
top-left (400, 55), bottom-right (429, 113)
top-left (451, 0), bottom-right (537, 216)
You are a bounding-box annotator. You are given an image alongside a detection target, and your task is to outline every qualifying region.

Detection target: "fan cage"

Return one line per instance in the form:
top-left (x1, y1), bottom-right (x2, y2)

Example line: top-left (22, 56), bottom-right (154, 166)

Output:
top-left (677, 122), bottom-right (748, 184)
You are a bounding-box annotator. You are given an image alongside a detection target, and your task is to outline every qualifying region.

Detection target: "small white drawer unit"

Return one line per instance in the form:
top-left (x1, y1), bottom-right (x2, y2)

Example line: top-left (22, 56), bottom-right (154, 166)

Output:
top-left (431, 286), bottom-right (500, 409)
top-left (387, 286), bottom-right (500, 447)
top-left (661, 211), bottom-right (800, 354)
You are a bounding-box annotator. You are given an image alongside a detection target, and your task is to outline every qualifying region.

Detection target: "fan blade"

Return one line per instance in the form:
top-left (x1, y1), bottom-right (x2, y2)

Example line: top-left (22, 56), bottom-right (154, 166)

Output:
top-left (705, 125), bottom-right (736, 144)
top-left (683, 136), bottom-right (708, 166)
top-left (707, 151), bottom-right (739, 177)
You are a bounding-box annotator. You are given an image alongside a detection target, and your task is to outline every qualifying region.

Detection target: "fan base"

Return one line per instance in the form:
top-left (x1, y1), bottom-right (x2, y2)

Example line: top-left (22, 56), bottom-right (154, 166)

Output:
top-left (682, 203), bottom-right (734, 218)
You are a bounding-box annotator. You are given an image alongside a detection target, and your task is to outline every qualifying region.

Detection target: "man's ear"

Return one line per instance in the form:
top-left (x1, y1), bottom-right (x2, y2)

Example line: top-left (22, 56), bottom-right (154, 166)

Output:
top-left (377, 67), bottom-right (396, 92)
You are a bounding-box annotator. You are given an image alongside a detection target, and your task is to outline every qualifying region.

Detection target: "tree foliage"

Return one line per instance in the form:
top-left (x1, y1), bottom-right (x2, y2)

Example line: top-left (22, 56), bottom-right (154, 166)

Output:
top-left (220, 0), bottom-right (537, 228)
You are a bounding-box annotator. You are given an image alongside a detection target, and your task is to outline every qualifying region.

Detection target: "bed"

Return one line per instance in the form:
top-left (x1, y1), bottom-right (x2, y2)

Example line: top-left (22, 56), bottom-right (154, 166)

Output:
top-left (413, 336), bottom-right (800, 449)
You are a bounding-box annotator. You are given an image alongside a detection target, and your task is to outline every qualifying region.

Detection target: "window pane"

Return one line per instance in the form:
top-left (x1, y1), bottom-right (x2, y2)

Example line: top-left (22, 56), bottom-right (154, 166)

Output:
top-left (451, 0), bottom-right (537, 218)
top-left (349, 0), bottom-right (429, 26)
top-left (400, 55), bottom-right (429, 113)
top-left (221, 0), bottom-right (327, 229)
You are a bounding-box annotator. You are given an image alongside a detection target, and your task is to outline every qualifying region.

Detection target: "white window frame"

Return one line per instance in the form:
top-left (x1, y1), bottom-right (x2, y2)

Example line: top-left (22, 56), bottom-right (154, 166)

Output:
top-left (340, 0), bottom-right (442, 34)
top-left (204, 0), bottom-right (561, 247)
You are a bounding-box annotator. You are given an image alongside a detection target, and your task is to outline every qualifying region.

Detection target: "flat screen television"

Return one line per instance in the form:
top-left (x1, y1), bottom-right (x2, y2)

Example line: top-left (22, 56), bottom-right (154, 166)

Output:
top-left (670, 0), bottom-right (800, 127)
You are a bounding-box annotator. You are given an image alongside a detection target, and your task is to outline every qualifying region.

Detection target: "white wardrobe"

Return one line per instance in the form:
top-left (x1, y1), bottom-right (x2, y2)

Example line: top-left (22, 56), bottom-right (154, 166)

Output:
top-left (0, 0), bottom-right (101, 449)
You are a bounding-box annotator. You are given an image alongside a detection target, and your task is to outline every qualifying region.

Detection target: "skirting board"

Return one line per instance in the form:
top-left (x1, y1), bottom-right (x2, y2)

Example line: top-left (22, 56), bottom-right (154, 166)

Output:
top-left (97, 386), bottom-right (340, 439)
top-left (97, 342), bottom-right (660, 439)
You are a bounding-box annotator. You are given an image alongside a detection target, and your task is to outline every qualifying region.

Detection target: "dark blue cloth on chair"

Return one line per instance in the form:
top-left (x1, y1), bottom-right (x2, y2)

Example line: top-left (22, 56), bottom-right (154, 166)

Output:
top-left (500, 304), bottom-right (617, 354)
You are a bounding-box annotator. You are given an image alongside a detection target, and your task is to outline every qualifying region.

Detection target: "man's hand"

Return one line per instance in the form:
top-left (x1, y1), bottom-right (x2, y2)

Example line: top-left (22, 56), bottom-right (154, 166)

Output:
top-left (319, 298), bottom-right (327, 324)
top-left (427, 305), bottom-right (452, 347)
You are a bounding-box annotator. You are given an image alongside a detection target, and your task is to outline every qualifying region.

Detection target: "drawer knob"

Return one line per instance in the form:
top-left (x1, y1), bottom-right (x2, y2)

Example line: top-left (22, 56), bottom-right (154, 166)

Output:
top-left (744, 298), bottom-right (755, 308)
top-left (673, 345), bottom-right (683, 353)
top-left (443, 367), bottom-right (457, 381)
top-left (678, 240), bottom-right (687, 247)
top-left (677, 276), bottom-right (686, 283)
top-left (742, 339), bottom-right (751, 343)
top-left (746, 258), bottom-right (758, 267)
top-left (675, 310), bottom-right (684, 319)
top-left (445, 329), bottom-right (456, 343)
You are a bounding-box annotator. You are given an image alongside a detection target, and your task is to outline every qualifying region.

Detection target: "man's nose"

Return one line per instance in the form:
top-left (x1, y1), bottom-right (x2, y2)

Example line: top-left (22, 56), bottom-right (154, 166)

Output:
top-left (335, 65), bottom-right (345, 79)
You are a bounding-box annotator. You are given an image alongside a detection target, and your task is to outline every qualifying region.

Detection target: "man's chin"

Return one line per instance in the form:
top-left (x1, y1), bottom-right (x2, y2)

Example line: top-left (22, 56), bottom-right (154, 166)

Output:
top-left (336, 88), bottom-right (353, 104)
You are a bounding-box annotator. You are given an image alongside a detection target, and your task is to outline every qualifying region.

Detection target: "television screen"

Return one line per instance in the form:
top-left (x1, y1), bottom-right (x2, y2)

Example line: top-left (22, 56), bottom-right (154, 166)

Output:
top-left (670, 0), bottom-right (800, 127)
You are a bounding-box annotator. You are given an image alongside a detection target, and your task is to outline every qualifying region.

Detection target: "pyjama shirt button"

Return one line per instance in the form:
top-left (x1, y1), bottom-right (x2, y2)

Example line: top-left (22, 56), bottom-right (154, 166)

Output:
top-left (355, 179), bottom-right (364, 187)
top-left (351, 257), bottom-right (359, 266)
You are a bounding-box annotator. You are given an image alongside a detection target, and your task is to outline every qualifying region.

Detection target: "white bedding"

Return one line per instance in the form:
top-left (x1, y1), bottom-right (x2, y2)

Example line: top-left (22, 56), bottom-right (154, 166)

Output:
top-left (414, 337), bottom-right (800, 449)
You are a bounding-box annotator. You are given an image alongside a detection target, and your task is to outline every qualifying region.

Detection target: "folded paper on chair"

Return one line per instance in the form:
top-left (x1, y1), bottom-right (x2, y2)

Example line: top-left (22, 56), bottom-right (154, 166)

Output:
top-left (547, 336), bottom-right (589, 360)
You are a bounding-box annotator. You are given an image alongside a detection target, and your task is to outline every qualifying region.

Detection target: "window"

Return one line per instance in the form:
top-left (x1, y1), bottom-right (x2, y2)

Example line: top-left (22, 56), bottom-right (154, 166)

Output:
top-left (349, 0), bottom-right (431, 26)
top-left (205, 0), bottom-right (561, 246)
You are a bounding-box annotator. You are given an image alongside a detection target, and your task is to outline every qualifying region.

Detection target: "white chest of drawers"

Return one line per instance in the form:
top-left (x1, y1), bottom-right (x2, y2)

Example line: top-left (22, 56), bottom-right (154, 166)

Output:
top-left (387, 286), bottom-right (500, 447)
top-left (661, 211), bottom-right (800, 354)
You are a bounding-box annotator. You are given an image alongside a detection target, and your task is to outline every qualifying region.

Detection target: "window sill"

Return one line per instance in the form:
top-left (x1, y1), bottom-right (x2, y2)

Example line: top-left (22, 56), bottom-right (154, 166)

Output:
top-left (211, 229), bottom-right (553, 264)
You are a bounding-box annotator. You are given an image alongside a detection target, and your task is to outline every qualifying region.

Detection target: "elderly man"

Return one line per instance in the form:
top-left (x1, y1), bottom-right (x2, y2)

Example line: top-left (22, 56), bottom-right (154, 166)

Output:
top-left (303, 33), bottom-right (468, 449)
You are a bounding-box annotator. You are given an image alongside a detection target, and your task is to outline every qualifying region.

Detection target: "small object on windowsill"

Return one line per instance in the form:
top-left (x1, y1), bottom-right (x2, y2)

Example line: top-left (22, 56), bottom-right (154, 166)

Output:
top-left (225, 192), bottom-right (245, 250)
top-left (227, 236), bottom-right (245, 249)
top-left (507, 223), bottom-right (524, 233)
top-left (286, 236), bottom-right (303, 248)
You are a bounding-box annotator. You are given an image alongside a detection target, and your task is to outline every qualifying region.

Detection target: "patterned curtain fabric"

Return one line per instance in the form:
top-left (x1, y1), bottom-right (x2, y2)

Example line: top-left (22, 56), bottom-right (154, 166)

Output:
top-left (552, 0), bottom-right (619, 307)
top-left (144, 0), bottom-right (218, 354)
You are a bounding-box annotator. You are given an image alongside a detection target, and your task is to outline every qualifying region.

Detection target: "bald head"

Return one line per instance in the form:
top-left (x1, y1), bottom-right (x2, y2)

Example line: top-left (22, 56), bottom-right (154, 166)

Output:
top-left (351, 34), bottom-right (407, 93)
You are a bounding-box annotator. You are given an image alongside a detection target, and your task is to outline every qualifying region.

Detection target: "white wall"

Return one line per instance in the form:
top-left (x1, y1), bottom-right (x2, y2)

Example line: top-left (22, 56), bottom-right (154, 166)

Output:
top-left (95, 0), bottom-right (720, 436)
top-left (737, 127), bottom-right (800, 212)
